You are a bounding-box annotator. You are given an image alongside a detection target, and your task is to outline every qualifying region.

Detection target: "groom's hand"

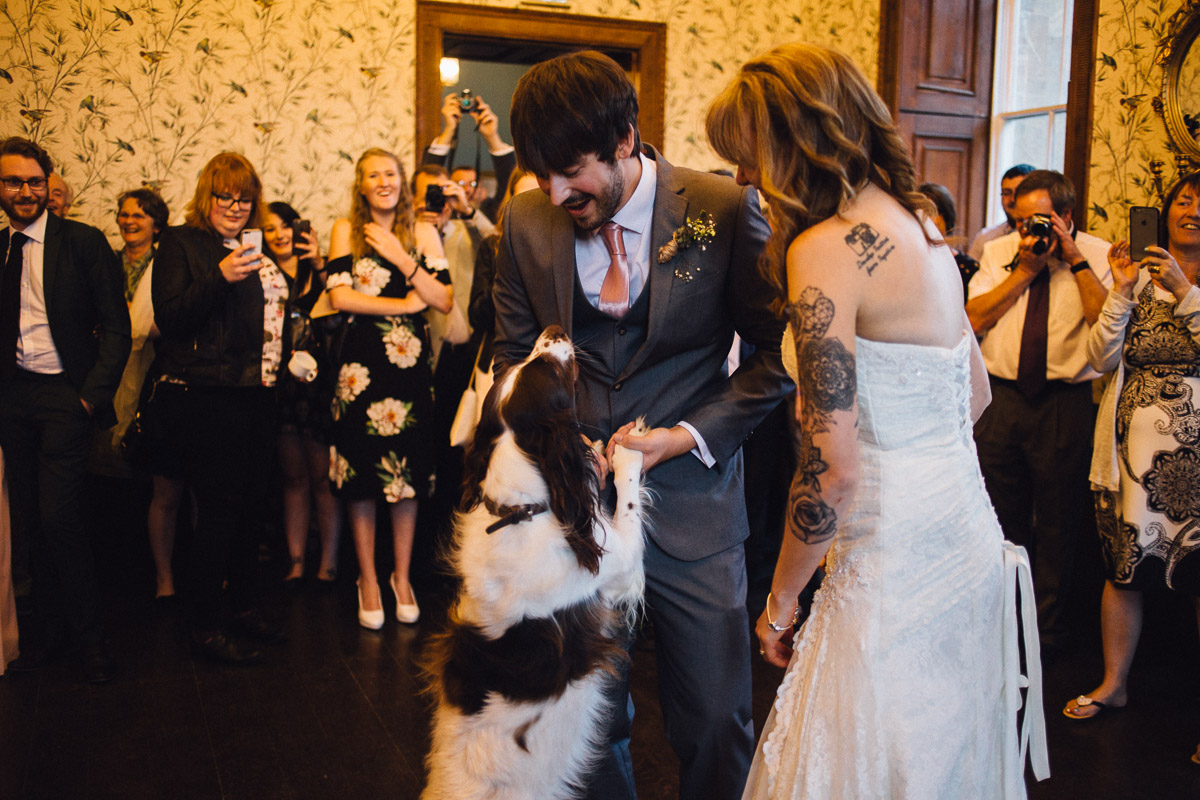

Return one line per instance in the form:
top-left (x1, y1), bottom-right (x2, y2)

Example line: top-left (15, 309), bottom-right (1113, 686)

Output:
top-left (607, 422), bottom-right (694, 472)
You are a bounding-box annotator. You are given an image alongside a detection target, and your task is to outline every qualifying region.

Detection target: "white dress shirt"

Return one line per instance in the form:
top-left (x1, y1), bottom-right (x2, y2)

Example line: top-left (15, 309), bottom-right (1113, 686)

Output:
top-left (575, 152), bottom-right (656, 307)
top-left (571, 153), bottom-right (715, 466)
top-left (969, 228), bottom-right (1113, 383)
top-left (11, 210), bottom-right (64, 374)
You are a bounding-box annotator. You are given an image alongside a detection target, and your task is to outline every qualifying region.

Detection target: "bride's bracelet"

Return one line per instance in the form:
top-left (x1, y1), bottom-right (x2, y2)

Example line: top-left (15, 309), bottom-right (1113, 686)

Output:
top-left (765, 591), bottom-right (801, 632)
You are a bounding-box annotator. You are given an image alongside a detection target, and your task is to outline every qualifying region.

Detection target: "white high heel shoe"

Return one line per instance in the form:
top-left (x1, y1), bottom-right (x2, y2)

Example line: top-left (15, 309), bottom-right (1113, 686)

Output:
top-left (357, 579), bottom-right (385, 630)
top-left (390, 572), bottom-right (420, 624)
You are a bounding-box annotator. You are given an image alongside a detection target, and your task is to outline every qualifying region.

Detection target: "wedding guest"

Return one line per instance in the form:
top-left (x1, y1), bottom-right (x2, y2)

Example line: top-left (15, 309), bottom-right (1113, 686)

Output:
top-left (151, 152), bottom-right (288, 663)
top-left (918, 181), bottom-right (979, 300)
top-left (47, 173), bottom-right (73, 217)
top-left (968, 163), bottom-right (1034, 260)
top-left (967, 169), bottom-right (1112, 652)
top-left (0, 447), bottom-right (16, 673)
top-left (708, 42), bottom-right (1045, 798)
top-left (468, 166), bottom-right (539, 374)
top-left (263, 201), bottom-right (339, 586)
top-left (326, 148), bottom-right (451, 629)
top-left (1064, 172), bottom-right (1200, 720)
top-left (424, 92), bottom-right (516, 223)
top-left (0, 137), bottom-right (129, 683)
top-left (112, 188), bottom-right (186, 601)
top-left (495, 51), bottom-right (789, 799)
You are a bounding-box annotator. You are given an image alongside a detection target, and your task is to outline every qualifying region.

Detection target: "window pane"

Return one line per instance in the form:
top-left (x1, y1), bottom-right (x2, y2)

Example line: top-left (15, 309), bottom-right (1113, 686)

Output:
top-left (997, 115), bottom-right (1051, 174)
top-left (1049, 111), bottom-right (1067, 173)
top-left (1006, 0), bottom-right (1070, 110)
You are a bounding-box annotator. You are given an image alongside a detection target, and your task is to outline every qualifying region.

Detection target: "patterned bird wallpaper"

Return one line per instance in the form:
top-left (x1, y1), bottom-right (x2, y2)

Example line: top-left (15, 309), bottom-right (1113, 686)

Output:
top-left (0, 0), bottom-right (879, 243)
top-left (1087, 0), bottom-right (1190, 241)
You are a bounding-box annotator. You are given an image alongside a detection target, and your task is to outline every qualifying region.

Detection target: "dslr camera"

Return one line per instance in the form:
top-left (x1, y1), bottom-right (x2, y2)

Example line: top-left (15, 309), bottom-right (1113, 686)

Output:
top-left (457, 88), bottom-right (481, 114)
top-left (1022, 213), bottom-right (1055, 255)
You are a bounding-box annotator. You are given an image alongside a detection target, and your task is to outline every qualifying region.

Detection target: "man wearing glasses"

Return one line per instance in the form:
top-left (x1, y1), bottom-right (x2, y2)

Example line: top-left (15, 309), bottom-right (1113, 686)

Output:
top-left (969, 163), bottom-right (1036, 261)
top-left (0, 137), bottom-right (129, 683)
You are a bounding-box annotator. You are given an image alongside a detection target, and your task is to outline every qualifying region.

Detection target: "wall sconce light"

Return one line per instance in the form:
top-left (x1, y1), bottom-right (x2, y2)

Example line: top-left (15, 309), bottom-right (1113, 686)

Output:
top-left (440, 57), bottom-right (460, 87)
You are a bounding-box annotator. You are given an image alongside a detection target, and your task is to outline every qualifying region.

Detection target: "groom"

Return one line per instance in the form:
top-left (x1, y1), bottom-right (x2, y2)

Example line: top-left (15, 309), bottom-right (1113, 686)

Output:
top-left (493, 51), bottom-right (791, 799)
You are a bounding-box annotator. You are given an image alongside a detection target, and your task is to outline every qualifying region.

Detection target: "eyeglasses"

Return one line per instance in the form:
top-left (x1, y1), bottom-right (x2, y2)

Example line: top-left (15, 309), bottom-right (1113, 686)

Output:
top-left (1, 177), bottom-right (48, 193)
top-left (212, 192), bottom-right (255, 210)
top-left (456, 179), bottom-right (478, 189)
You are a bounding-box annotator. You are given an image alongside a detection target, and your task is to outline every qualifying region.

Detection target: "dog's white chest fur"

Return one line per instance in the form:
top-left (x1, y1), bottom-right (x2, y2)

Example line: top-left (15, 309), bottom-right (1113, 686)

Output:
top-left (423, 328), bottom-right (647, 800)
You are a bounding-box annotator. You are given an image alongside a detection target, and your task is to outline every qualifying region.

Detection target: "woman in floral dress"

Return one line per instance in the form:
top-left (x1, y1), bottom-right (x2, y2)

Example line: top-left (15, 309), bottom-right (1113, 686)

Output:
top-left (1064, 171), bottom-right (1200, 720)
top-left (326, 148), bottom-right (452, 629)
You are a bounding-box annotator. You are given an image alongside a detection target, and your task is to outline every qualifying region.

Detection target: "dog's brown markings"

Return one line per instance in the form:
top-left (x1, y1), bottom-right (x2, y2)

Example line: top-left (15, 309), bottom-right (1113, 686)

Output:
top-left (513, 715), bottom-right (540, 752)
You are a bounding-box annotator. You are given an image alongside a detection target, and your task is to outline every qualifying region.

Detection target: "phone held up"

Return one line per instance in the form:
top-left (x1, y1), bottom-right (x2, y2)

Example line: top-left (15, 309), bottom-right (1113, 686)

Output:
top-left (1129, 206), bottom-right (1160, 262)
top-left (241, 228), bottom-right (263, 261)
top-left (291, 219), bottom-right (312, 259)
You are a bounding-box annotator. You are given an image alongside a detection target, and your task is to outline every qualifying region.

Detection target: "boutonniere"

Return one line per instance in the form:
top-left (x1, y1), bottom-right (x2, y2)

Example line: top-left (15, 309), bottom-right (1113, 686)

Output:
top-left (658, 211), bottom-right (716, 282)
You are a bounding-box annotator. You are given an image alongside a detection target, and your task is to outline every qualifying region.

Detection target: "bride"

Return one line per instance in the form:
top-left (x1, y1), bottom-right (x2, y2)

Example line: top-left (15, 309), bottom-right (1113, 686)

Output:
top-left (706, 44), bottom-right (1048, 799)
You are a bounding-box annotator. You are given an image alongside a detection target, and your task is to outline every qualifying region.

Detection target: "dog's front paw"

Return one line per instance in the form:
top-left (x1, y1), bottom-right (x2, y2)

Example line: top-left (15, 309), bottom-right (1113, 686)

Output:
top-left (611, 443), bottom-right (643, 482)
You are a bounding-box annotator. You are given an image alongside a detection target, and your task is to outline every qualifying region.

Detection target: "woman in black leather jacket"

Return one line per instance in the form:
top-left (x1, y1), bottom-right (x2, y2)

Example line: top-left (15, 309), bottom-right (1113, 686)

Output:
top-left (151, 152), bottom-right (289, 664)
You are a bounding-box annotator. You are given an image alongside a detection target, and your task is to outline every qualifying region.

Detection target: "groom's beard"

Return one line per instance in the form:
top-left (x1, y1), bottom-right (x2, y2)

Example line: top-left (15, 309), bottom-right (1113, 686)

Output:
top-left (563, 167), bottom-right (626, 232)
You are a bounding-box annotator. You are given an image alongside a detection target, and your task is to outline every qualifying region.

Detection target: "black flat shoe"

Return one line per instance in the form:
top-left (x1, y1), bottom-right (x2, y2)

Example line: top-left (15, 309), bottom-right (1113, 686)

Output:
top-left (190, 630), bottom-right (262, 665)
top-left (232, 609), bottom-right (288, 644)
top-left (81, 642), bottom-right (116, 685)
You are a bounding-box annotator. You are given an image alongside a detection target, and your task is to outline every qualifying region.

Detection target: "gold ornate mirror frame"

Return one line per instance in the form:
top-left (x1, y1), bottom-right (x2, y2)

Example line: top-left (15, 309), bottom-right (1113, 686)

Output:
top-left (1156, 0), bottom-right (1200, 172)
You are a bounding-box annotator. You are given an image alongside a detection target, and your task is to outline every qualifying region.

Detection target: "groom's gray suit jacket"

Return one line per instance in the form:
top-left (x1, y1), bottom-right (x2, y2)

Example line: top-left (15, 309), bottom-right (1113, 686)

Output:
top-left (493, 146), bottom-right (792, 560)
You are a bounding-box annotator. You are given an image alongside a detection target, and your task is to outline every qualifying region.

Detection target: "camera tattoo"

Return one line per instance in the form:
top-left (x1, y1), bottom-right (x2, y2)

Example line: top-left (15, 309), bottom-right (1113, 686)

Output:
top-left (844, 222), bottom-right (894, 276)
top-left (785, 287), bottom-right (857, 544)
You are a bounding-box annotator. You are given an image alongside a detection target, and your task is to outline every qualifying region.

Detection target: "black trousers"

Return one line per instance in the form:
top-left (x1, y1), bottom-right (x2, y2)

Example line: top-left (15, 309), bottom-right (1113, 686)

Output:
top-left (0, 370), bottom-right (104, 648)
top-left (973, 376), bottom-right (1095, 646)
top-left (156, 384), bottom-right (274, 631)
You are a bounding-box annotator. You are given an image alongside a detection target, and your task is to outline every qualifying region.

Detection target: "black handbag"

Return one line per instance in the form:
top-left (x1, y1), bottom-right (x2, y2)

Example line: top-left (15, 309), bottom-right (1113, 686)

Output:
top-left (119, 376), bottom-right (177, 467)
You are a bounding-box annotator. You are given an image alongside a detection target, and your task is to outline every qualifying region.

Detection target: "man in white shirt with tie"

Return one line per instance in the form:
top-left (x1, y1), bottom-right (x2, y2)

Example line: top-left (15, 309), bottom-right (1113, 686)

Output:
top-left (0, 137), bottom-right (129, 683)
top-left (967, 168), bottom-right (1111, 653)
top-left (493, 51), bottom-right (791, 800)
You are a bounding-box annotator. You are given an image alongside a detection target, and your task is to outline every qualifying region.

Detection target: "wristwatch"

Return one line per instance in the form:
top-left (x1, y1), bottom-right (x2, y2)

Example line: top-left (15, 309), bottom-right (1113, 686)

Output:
top-left (1069, 259), bottom-right (1091, 274)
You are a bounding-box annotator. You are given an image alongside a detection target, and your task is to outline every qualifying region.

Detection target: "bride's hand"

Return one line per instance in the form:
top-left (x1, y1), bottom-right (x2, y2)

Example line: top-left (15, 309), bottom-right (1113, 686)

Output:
top-left (755, 608), bottom-right (794, 668)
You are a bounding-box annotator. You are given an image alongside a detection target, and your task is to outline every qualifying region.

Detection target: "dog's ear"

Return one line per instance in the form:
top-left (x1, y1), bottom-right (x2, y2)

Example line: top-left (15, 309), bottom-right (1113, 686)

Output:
top-left (459, 368), bottom-right (509, 512)
top-left (504, 359), bottom-right (604, 574)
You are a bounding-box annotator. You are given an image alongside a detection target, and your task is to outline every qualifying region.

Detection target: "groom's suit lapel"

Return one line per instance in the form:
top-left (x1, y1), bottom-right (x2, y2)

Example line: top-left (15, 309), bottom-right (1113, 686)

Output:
top-left (621, 149), bottom-right (687, 381)
top-left (550, 205), bottom-right (577, 334)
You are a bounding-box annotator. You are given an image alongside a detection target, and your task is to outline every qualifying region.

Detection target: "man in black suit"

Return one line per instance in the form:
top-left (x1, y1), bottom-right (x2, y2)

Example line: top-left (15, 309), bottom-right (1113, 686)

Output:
top-left (0, 137), bottom-right (130, 683)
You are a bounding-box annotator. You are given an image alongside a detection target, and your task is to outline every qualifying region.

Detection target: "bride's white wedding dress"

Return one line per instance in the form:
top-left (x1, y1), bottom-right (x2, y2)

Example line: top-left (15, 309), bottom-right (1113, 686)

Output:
top-left (744, 331), bottom-right (1047, 800)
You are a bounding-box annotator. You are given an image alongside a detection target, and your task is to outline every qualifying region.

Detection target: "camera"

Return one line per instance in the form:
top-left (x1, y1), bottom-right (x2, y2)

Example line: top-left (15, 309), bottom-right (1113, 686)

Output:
top-left (457, 88), bottom-right (480, 114)
top-left (1022, 213), bottom-right (1054, 255)
top-left (424, 183), bottom-right (446, 214)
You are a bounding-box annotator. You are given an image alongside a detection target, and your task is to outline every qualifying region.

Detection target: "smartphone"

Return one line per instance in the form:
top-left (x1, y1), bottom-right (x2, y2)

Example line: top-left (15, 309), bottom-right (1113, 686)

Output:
top-left (1129, 206), bottom-right (1160, 261)
top-left (240, 226), bottom-right (261, 261)
top-left (291, 219), bottom-right (312, 259)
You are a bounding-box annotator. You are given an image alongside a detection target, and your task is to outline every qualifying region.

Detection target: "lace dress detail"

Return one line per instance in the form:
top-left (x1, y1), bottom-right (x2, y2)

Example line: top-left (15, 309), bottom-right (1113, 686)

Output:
top-left (750, 331), bottom-right (1020, 800)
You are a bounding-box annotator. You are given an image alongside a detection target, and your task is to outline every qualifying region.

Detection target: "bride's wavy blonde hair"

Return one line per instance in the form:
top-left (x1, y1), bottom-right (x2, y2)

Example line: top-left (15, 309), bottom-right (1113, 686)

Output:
top-left (706, 43), bottom-right (934, 313)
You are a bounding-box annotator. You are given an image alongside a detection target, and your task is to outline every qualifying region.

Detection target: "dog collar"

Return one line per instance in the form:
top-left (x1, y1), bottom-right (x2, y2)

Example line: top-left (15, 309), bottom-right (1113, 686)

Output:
top-left (482, 496), bottom-right (550, 534)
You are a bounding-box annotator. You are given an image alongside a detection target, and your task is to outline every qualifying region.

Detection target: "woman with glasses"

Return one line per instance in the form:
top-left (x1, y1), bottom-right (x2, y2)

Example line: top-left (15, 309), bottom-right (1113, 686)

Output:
top-left (150, 152), bottom-right (289, 663)
top-left (326, 148), bottom-right (451, 629)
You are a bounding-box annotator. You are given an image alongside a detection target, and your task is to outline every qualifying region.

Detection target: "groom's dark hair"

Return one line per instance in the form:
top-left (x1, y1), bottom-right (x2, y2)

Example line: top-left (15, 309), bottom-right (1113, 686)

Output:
top-left (510, 50), bottom-right (642, 177)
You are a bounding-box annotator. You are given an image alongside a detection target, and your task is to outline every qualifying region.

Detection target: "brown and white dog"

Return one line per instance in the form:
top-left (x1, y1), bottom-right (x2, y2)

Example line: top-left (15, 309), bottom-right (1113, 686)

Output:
top-left (422, 326), bottom-right (647, 800)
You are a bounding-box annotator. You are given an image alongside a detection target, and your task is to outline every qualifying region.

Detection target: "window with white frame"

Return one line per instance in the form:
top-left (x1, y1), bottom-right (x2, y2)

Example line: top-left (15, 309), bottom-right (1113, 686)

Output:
top-left (987, 0), bottom-right (1074, 224)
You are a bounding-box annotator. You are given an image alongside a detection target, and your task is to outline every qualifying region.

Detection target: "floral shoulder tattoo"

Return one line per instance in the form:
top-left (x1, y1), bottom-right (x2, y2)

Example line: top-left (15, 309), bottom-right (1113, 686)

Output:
top-left (784, 287), bottom-right (857, 544)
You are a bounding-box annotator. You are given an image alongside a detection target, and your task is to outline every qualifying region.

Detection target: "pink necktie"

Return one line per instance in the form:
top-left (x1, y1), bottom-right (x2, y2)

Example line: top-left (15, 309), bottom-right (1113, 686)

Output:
top-left (598, 221), bottom-right (631, 318)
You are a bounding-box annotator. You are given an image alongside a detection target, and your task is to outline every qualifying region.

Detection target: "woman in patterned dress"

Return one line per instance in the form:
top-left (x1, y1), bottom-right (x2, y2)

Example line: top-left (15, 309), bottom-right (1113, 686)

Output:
top-left (326, 149), bottom-right (452, 629)
top-left (1064, 171), bottom-right (1200, 719)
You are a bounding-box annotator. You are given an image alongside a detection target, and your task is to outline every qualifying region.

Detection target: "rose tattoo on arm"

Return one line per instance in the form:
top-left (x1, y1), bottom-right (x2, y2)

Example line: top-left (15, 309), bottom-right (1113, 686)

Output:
top-left (784, 287), bottom-right (857, 544)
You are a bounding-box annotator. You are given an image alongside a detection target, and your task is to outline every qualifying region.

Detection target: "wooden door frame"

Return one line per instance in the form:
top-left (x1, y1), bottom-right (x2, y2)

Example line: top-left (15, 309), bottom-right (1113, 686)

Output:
top-left (414, 1), bottom-right (667, 157)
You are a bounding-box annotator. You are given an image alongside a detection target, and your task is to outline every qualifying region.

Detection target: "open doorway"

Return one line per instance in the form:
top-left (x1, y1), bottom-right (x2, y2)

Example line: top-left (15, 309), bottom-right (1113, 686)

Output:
top-left (415, 1), bottom-right (667, 174)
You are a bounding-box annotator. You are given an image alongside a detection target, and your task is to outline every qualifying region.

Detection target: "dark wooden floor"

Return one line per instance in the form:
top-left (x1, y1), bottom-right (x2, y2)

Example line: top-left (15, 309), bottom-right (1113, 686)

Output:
top-left (2, 502), bottom-right (1199, 799)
